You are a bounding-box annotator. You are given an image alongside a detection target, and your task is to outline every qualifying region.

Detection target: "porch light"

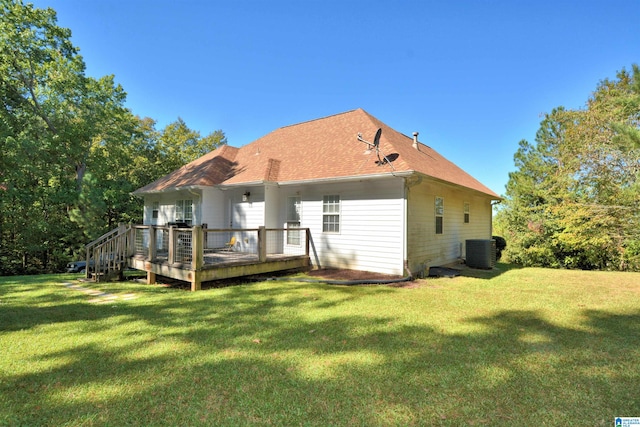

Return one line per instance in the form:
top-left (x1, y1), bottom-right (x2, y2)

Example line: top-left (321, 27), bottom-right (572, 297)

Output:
top-left (242, 191), bottom-right (251, 202)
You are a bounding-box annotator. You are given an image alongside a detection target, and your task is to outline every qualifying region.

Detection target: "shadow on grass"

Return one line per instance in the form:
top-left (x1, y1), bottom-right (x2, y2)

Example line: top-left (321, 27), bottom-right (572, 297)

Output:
top-left (454, 261), bottom-right (522, 280)
top-left (0, 275), bottom-right (639, 426)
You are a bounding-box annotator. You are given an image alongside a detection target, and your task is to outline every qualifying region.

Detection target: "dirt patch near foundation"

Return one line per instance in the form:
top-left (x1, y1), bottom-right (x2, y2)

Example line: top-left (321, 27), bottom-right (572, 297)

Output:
top-left (307, 268), bottom-right (402, 281)
top-left (305, 268), bottom-right (420, 287)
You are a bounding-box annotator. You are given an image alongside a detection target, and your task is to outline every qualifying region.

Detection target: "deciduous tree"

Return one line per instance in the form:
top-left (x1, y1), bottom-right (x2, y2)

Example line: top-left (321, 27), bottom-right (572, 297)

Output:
top-left (497, 65), bottom-right (640, 271)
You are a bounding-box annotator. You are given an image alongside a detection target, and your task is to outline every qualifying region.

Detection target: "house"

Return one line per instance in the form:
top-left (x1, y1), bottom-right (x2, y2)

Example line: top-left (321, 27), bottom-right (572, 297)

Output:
top-left (132, 108), bottom-right (500, 278)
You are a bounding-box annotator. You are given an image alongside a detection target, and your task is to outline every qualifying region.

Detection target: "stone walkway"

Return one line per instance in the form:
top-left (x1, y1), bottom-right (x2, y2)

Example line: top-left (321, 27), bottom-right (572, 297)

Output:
top-left (61, 282), bottom-right (137, 304)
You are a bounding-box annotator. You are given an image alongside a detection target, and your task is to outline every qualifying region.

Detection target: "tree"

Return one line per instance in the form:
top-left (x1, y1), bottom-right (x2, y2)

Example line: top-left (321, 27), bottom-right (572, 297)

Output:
top-left (155, 117), bottom-right (227, 175)
top-left (0, 1), bottom-right (228, 274)
top-left (0, 0), bottom-right (132, 272)
top-left (497, 65), bottom-right (640, 271)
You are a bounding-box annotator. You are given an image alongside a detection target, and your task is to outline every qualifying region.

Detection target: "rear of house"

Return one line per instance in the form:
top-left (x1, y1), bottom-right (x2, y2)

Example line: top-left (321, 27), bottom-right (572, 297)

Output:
top-left (134, 108), bottom-right (500, 278)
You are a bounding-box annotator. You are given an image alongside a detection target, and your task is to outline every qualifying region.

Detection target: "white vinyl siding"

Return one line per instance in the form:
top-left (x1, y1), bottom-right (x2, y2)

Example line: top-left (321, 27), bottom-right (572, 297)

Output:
top-left (232, 190), bottom-right (265, 229)
top-left (288, 179), bottom-right (404, 276)
top-left (407, 181), bottom-right (494, 274)
top-left (200, 188), bottom-right (226, 229)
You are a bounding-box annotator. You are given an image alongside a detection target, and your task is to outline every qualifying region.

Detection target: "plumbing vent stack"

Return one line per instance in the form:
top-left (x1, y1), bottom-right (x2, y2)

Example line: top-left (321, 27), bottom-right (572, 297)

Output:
top-left (412, 132), bottom-right (419, 149)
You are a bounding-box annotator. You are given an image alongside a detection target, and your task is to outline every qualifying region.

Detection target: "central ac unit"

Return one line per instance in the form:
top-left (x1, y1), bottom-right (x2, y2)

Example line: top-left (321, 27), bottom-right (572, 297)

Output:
top-left (465, 239), bottom-right (496, 269)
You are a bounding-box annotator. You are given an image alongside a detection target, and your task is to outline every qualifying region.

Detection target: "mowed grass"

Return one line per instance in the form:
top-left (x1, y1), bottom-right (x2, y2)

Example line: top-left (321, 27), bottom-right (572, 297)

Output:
top-left (1, 265), bottom-right (639, 426)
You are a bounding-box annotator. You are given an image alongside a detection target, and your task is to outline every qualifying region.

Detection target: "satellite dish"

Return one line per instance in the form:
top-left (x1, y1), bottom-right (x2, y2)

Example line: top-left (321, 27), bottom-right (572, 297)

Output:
top-left (357, 128), bottom-right (382, 149)
top-left (373, 128), bottom-right (381, 148)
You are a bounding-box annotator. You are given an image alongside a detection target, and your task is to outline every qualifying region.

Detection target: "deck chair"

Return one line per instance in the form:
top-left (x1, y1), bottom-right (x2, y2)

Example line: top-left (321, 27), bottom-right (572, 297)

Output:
top-left (223, 236), bottom-right (237, 251)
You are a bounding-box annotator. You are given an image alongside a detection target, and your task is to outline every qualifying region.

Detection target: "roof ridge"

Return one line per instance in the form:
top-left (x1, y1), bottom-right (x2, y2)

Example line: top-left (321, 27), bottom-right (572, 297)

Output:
top-left (279, 108), bottom-right (363, 129)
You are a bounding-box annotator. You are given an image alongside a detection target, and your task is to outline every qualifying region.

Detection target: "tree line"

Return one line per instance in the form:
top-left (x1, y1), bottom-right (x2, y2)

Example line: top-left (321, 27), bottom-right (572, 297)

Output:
top-left (0, 0), bottom-right (226, 274)
top-left (2, 1), bottom-right (638, 275)
top-left (495, 64), bottom-right (640, 271)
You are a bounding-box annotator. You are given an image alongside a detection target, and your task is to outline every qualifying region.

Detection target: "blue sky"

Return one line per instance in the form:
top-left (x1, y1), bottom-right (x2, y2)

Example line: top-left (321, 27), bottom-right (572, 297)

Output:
top-left (31, 0), bottom-right (640, 196)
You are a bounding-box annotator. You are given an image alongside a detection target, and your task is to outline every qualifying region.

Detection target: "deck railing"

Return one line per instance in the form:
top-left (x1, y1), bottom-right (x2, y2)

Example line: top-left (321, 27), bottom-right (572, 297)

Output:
top-left (132, 225), bottom-right (309, 269)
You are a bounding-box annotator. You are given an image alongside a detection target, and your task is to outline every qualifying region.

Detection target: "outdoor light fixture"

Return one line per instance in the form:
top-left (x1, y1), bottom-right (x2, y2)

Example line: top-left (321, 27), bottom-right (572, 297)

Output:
top-left (242, 191), bottom-right (251, 202)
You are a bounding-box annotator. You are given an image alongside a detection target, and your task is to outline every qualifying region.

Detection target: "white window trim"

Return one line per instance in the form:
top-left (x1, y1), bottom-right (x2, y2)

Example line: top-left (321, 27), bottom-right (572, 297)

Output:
top-left (464, 202), bottom-right (470, 224)
top-left (175, 199), bottom-right (194, 225)
top-left (151, 201), bottom-right (159, 225)
top-left (322, 195), bottom-right (341, 233)
top-left (435, 196), bottom-right (444, 235)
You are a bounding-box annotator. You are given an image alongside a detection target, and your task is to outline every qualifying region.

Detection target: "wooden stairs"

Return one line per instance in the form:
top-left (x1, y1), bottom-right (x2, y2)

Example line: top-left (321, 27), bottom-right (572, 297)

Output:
top-left (85, 224), bottom-right (134, 282)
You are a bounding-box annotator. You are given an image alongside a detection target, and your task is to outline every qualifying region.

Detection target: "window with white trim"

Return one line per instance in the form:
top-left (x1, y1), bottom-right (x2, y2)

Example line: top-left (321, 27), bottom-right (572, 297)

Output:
top-left (435, 196), bottom-right (444, 234)
top-left (464, 202), bottom-right (470, 224)
top-left (287, 196), bottom-right (301, 245)
top-left (152, 201), bottom-right (159, 224)
top-left (175, 199), bottom-right (193, 225)
top-left (323, 195), bottom-right (340, 233)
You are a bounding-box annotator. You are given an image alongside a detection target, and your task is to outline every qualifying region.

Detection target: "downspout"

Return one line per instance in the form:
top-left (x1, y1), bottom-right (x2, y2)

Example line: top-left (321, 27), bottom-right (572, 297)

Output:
top-left (403, 177), bottom-right (411, 278)
top-left (404, 174), bottom-right (425, 278)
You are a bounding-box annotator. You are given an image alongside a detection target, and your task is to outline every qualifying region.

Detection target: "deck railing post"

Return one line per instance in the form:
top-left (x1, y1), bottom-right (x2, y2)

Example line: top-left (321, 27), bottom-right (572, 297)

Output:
top-left (258, 226), bottom-right (267, 262)
top-left (168, 226), bottom-right (175, 265)
top-left (191, 226), bottom-right (203, 291)
top-left (305, 228), bottom-right (310, 256)
top-left (127, 226), bottom-right (135, 258)
top-left (117, 223), bottom-right (125, 267)
top-left (148, 225), bottom-right (156, 261)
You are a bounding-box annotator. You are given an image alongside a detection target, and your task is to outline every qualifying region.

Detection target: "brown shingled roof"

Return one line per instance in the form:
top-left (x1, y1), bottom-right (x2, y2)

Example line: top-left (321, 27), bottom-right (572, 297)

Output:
top-left (133, 145), bottom-right (239, 193)
top-left (133, 109), bottom-right (499, 198)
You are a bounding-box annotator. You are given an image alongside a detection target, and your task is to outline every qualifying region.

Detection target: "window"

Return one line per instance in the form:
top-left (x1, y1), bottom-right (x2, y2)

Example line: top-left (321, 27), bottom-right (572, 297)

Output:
top-left (287, 196), bottom-right (301, 245)
top-left (152, 201), bottom-right (159, 223)
top-left (435, 196), bottom-right (444, 234)
top-left (464, 202), bottom-right (470, 224)
top-left (175, 199), bottom-right (193, 225)
top-left (323, 195), bottom-right (340, 233)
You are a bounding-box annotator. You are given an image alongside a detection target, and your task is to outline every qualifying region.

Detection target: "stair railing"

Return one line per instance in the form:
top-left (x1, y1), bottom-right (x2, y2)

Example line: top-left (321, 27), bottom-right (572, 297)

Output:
top-left (85, 224), bottom-right (134, 281)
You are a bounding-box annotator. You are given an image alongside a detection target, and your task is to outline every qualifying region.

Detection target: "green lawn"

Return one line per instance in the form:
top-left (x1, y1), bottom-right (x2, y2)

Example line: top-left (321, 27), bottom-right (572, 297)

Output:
top-left (1, 265), bottom-right (639, 426)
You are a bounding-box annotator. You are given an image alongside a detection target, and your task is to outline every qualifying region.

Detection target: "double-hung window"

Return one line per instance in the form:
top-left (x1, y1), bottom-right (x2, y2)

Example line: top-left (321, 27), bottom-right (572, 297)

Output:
top-left (464, 202), bottom-right (470, 224)
top-left (151, 201), bottom-right (159, 224)
top-left (323, 195), bottom-right (340, 233)
top-left (435, 196), bottom-right (444, 234)
top-left (175, 199), bottom-right (193, 225)
top-left (287, 196), bottom-right (301, 245)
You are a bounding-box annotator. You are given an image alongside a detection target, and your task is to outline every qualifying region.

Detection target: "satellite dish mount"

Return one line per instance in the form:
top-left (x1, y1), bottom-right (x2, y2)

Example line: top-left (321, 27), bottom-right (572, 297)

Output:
top-left (357, 128), bottom-right (381, 151)
top-left (357, 128), bottom-right (393, 168)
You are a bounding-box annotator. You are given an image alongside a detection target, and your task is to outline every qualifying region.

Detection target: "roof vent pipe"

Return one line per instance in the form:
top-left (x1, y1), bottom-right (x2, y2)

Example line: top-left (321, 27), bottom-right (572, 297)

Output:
top-left (412, 132), bottom-right (419, 149)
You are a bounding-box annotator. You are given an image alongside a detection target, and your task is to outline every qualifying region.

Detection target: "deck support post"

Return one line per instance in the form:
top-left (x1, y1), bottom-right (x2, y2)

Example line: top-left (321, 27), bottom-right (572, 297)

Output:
top-left (190, 226), bottom-right (203, 291)
top-left (258, 226), bottom-right (267, 262)
top-left (147, 271), bottom-right (156, 285)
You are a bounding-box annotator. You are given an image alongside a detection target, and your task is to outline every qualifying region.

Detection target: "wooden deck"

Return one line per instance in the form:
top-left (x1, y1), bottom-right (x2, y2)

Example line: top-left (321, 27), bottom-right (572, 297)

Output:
top-left (88, 225), bottom-right (310, 291)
